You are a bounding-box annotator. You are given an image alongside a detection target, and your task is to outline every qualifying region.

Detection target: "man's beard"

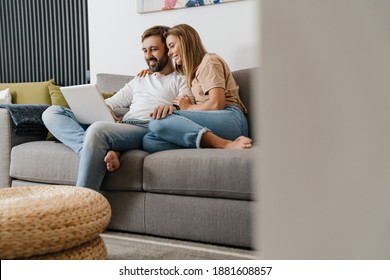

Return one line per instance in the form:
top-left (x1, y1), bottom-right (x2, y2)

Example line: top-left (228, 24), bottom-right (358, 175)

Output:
top-left (147, 55), bottom-right (169, 72)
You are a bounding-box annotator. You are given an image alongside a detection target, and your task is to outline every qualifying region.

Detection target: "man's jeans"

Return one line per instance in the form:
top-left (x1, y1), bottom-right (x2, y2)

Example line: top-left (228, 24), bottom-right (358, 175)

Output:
top-left (143, 105), bottom-right (248, 153)
top-left (42, 106), bottom-right (149, 190)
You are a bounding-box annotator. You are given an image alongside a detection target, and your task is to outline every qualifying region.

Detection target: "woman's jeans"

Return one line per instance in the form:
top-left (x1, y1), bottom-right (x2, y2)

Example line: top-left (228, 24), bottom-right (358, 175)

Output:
top-left (42, 106), bottom-right (149, 190)
top-left (143, 105), bottom-right (248, 153)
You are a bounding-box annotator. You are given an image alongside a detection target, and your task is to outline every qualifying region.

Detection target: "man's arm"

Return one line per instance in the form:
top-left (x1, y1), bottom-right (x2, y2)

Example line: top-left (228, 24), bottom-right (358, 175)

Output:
top-left (104, 81), bottom-right (134, 110)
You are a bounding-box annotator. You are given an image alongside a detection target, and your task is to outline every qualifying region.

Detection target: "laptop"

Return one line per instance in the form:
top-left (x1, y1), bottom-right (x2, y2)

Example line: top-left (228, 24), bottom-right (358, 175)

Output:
top-left (60, 84), bottom-right (115, 124)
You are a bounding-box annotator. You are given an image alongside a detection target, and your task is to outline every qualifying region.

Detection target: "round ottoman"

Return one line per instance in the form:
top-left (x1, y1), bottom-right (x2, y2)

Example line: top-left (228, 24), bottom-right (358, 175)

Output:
top-left (0, 185), bottom-right (111, 259)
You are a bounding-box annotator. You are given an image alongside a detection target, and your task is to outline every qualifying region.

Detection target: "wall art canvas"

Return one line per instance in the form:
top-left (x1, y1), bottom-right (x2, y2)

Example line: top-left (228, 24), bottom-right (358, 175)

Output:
top-left (137, 0), bottom-right (245, 14)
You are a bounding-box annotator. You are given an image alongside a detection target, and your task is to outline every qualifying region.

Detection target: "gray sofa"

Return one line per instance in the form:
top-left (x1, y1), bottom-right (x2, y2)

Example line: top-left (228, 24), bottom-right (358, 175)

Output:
top-left (0, 68), bottom-right (257, 248)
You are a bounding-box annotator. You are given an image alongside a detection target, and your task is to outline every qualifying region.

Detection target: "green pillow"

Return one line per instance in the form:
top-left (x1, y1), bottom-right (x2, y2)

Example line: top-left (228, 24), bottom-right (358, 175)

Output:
top-left (102, 92), bottom-right (115, 99)
top-left (49, 84), bottom-right (69, 108)
top-left (0, 79), bottom-right (54, 104)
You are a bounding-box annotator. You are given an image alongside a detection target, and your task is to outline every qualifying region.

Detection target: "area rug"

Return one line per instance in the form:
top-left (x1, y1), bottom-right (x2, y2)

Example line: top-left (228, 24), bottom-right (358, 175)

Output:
top-left (100, 231), bottom-right (258, 260)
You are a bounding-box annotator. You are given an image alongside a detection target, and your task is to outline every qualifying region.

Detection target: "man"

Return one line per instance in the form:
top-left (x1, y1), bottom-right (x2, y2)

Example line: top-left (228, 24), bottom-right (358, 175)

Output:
top-left (42, 25), bottom-right (192, 190)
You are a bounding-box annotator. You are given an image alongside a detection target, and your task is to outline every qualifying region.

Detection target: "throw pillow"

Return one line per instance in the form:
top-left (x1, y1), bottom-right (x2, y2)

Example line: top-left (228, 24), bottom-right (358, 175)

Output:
top-left (48, 84), bottom-right (69, 108)
top-left (0, 88), bottom-right (12, 104)
top-left (0, 79), bottom-right (54, 104)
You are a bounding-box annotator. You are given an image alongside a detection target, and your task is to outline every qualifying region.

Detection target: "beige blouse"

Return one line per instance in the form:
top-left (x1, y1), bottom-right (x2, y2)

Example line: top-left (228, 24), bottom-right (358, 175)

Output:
top-left (190, 53), bottom-right (247, 113)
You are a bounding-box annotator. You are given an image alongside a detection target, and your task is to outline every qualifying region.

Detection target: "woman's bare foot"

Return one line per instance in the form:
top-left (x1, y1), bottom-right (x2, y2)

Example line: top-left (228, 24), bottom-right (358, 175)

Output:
top-left (201, 132), bottom-right (253, 149)
top-left (104, 150), bottom-right (121, 172)
top-left (224, 136), bottom-right (252, 149)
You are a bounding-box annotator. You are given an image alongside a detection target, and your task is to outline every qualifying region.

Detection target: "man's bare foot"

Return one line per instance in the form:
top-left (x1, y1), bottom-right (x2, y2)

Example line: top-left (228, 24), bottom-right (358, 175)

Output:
top-left (224, 136), bottom-right (252, 149)
top-left (104, 150), bottom-right (121, 172)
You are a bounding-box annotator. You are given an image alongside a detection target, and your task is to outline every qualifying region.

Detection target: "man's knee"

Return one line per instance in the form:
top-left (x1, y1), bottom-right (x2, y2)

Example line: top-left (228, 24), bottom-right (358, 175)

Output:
top-left (42, 106), bottom-right (63, 125)
top-left (84, 122), bottom-right (110, 142)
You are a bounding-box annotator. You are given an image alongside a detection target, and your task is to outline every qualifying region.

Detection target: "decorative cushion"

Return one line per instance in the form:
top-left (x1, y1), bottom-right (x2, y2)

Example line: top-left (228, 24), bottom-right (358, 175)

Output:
top-left (49, 84), bottom-right (69, 108)
top-left (0, 79), bottom-right (54, 104)
top-left (0, 88), bottom-right (12, 104)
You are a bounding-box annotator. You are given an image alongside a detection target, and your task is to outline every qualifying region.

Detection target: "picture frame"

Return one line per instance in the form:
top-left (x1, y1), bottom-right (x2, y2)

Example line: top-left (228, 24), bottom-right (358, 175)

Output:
top-left (137, 0), bottom-right (245, 14)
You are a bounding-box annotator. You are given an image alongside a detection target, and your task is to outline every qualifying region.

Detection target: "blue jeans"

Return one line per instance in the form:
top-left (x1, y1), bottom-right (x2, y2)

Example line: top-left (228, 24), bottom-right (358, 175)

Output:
top-left (42, 106), bottom-right (149, 190)
top-left (142, 105), bottom-right (248, 153)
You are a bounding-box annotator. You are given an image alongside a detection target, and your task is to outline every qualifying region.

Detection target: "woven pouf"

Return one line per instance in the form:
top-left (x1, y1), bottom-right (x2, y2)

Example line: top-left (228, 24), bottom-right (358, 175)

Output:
top-left (0, 185), bottom-right (111, 260)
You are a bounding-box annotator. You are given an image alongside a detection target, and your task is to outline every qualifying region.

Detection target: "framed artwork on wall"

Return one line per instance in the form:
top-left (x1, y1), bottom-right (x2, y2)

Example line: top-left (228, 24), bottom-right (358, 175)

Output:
top-left (137, 0), bottom-right (245, 14)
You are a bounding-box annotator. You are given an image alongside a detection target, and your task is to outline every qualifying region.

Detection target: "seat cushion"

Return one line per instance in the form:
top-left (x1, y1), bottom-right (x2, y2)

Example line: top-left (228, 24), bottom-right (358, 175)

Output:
top-left (10, 141), bottom-right (146, 191)
top-left (10, 141), bottom-right (79, 185)
top-left (143, 149), bottom-right (255, 200)
top-left (101, 149), bottom-right (148, 191)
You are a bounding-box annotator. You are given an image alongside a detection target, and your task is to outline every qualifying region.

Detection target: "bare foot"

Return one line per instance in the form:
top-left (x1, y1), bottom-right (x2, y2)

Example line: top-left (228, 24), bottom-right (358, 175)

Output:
top-left (104, 150), bottom-right (121, 172)
top-left (224, 136), bottom-right (252, 149)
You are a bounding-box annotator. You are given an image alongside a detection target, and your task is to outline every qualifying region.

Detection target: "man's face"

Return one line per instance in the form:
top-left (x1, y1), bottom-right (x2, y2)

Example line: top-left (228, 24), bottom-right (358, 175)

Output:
top-left (142, 35), bottom-right (169, 72)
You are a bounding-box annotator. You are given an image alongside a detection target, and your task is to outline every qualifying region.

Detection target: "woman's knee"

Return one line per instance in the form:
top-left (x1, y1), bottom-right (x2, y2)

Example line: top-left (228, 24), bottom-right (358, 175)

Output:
top-left (142, 132), bottom-right (153, 148)
top-left (148, 119), bottom-right (167, 134)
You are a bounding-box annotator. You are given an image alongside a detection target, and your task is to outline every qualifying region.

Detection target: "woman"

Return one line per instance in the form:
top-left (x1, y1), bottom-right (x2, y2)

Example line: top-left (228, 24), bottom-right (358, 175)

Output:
top-left (142, 24), bottom-right (252, 153)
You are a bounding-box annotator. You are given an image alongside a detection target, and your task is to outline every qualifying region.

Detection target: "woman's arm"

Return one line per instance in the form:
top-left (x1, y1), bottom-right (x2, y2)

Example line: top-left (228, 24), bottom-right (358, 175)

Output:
top-left (176, 87), bottom-right (226, 111)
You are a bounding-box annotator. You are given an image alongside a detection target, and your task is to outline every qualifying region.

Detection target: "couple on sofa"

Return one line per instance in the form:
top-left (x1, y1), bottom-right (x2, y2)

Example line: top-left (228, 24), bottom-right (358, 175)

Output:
top-left (43, 24), bottom-right (252, 191)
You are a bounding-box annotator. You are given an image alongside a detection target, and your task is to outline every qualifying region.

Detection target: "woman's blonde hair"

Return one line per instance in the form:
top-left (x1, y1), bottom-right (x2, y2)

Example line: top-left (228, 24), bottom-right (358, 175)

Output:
top-left (165, 24), bottom-right (207, 88)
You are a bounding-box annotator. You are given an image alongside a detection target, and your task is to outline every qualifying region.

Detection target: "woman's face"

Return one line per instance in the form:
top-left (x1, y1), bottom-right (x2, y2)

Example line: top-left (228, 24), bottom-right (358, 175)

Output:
top-left (166, 35), bottom-right (182, 65)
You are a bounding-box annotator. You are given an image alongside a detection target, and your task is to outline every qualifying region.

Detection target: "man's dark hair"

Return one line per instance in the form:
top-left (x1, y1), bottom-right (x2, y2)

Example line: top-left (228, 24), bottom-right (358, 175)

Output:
top-left (141, 25), bottom-right (170, 45)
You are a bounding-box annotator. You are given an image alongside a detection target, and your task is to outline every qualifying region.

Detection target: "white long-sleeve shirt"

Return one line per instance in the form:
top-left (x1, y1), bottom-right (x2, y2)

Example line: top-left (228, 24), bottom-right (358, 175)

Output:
top-left (105, 72), bottom-right (191, 121)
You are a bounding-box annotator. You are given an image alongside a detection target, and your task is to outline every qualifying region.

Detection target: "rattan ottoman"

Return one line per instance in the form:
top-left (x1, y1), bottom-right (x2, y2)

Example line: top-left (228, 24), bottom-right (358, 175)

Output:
top-left (0, 185), bottom-right (111, 260)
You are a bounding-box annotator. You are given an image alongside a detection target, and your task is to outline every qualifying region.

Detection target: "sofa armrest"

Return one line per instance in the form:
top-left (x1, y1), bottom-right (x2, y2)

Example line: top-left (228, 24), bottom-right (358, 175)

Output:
top-left (0, 108), bottom-right (46, 188)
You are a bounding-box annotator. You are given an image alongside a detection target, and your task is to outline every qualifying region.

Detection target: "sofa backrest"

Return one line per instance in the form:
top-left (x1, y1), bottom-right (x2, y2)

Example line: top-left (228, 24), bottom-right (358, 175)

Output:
top-left (96, 67), bottom-right (258, 136)
top-left (232, 67), bottom-right (259, 137)
top-left (96, 73), bottom-right (134, 93)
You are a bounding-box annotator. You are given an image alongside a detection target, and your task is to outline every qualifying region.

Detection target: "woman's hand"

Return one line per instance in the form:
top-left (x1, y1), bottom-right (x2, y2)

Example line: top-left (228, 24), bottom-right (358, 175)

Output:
top-left (137, 68), bottom-right (152, 77)
top-left (174, 94), bottom-right (193, 110)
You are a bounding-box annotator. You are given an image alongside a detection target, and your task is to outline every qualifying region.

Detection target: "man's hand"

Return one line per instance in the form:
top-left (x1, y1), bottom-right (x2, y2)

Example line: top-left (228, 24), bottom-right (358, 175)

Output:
top-left (150, 105), bottom-right (175, 119)
top-left (107, 105), bottom-right (120, 122)
top-left (111, 112), bottom-right (120, 122)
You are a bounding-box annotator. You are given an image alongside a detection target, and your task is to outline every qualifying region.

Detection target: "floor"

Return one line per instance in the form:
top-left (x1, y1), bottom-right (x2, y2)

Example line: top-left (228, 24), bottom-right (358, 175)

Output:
top-left (101, 231), bottom-right (259, 260)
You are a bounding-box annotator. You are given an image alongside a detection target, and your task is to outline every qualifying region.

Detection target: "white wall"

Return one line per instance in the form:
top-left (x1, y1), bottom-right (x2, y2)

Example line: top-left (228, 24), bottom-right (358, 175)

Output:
top-left (88, 0), bottom-right (258, 82)
top-left (258, 0), bottom-right (390, 259)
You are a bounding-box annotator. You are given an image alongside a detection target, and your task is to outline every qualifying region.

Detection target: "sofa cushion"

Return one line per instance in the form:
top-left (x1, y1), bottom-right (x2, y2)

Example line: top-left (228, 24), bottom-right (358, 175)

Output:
top-left (101, 150), bottom-right (147, 191)
top-left (232, 68), bottom-right (259, 139)
top-left (0, 88), bottom-right (12, 104)
top-left (10, 141), bottom-right (146, 191)
top-left (49, 84), bottom-right (70, 108)
top-left (96, 73), bottom-right (134, 93)
top-left (10, 141), bottom-right (79, 184)
top-left (143, 149), bottom-right (254, 200)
